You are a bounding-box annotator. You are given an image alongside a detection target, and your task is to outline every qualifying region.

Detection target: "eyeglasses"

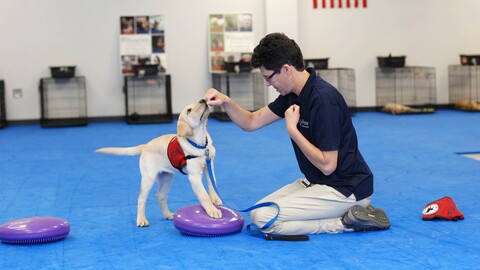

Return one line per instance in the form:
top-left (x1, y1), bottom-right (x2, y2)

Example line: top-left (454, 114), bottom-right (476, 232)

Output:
top-left (263, 67), bottom-right (281, 82)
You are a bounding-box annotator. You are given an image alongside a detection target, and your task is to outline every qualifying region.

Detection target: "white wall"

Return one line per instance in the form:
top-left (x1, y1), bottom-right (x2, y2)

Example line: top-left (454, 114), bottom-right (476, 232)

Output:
top-left (265, 0), bottom-right (299, 102)
top-left (0, 0), bottom-right (265, 121)
top-left (0, 0), bottom-right (479, 121)
top-left (298, 0), bottom-right (480, 106)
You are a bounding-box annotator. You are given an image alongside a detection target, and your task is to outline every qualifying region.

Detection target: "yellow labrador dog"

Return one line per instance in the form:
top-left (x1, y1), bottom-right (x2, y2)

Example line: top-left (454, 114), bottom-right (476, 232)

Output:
top-left (382, 102), bottom-right (418, 114)
top-left (455, 99), bottom-right (480, 111)
top-left (96, 99), bottom-right (223, 227)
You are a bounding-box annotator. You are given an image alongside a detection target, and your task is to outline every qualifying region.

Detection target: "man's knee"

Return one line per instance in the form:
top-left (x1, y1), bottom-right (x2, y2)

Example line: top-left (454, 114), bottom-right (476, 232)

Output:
top-left (250, 206), bottom-right (278, 229)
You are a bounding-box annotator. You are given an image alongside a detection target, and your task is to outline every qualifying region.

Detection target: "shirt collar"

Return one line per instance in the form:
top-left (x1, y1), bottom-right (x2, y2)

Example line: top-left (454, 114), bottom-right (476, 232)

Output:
top-left (293, 67), bottom-right (316, 105)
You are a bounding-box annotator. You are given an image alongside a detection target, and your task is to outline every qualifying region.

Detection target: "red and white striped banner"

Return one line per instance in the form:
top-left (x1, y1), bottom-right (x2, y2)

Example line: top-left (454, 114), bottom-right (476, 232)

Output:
top-left (313, 0), bottom-right (367, 9)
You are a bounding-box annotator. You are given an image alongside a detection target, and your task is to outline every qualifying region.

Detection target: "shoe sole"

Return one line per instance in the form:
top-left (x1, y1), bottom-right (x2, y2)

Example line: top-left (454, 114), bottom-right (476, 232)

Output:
top-left (348, 205), bottom-right (391, 231)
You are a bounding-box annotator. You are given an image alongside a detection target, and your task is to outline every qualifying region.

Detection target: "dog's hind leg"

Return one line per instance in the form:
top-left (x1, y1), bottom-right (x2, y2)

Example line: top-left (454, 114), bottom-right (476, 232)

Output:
top-left (137, 174), bottom-right (156, 227)
top-left (156, 172), bottom-right (175, 220)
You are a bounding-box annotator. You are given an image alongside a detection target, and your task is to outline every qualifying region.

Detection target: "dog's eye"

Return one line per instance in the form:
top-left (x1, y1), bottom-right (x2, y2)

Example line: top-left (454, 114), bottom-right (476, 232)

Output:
top-left (186, 108), bottom-right (192, 114)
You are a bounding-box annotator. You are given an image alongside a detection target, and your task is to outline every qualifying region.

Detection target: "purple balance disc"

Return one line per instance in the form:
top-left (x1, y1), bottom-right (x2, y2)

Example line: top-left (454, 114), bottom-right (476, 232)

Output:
top-left (173, 204), bottom-right (244, 237)
top-left (0, 216), bottom-right (70, 245)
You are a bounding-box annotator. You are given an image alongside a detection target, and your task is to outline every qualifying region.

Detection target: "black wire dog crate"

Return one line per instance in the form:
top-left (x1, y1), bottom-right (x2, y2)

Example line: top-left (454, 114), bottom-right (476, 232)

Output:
top-left (376, 67), bottom-right (436, 113)
top-left (123, 74), bottom-right (173, 124)
top-left (211, 72), bottom-right (268, 121)
top-left (39, 76), bottom-right (88, 127)
top-left (0, 80), bottom-right (6, 128)
top-left (448, 65), bottom-right (480, 111)
top-left (317, 68), bottom-right (356, 113)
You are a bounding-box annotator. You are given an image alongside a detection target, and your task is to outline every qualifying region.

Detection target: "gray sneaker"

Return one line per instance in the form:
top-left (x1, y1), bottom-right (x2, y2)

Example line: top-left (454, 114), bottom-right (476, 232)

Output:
top-left (342, 205), bottom-right (391, 231)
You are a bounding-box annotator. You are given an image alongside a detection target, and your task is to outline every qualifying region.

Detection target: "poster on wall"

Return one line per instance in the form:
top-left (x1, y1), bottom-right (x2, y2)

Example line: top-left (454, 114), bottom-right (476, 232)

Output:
top-left (208, 14), bottom-right (254, 73)
top-left (119, 15), bottom-right (167, 75)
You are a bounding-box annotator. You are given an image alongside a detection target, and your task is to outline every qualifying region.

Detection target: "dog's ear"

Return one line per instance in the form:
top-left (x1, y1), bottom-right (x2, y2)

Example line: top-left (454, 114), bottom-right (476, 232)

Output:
top-left (177, 118), bottom-right (193, 137)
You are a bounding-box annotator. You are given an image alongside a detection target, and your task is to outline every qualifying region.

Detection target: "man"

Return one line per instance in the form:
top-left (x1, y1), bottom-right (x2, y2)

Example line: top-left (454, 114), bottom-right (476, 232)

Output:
top-left (204, 33), bottom-right (390, 235)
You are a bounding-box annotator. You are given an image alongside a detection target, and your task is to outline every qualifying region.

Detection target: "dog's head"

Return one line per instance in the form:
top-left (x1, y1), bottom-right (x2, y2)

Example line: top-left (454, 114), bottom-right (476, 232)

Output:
top-left (177, 99), bottom-right (210, 137)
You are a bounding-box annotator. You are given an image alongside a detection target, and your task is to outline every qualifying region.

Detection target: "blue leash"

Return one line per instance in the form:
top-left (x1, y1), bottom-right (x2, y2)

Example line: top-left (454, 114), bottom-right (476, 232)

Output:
top-left (205, 155), bottom-right (278, 238)
top-left (205, 152), bottom-right (309, 241)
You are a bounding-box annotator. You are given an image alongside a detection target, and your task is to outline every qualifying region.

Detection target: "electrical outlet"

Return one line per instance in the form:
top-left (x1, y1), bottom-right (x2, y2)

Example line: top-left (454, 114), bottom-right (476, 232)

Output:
top-left (13, 88), bottom-right (22, 98)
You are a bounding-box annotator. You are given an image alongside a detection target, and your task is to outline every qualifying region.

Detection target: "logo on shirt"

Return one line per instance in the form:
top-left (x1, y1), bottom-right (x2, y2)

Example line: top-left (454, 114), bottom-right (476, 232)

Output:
top-left (299, 119), bottom-right (309, 129)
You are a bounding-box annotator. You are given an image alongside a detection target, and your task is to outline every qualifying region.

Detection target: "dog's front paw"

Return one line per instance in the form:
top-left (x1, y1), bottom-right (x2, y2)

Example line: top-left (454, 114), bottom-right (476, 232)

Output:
top-left (210, 194), bottom-right (223, 206)
top-left (206, 206), bottom-right (223, 219)
top-left (136, 217), bottom-right (150, 227)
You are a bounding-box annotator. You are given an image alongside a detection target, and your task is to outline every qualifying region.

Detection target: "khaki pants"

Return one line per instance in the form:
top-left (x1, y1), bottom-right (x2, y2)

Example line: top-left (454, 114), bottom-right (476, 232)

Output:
top-left (250, 178), bottom-right (372, 235)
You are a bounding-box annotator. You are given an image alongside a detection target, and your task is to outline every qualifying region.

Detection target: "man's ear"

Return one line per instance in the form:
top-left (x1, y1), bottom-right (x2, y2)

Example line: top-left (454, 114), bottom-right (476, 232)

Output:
top-left (177, 118), bottom-right (193, 137)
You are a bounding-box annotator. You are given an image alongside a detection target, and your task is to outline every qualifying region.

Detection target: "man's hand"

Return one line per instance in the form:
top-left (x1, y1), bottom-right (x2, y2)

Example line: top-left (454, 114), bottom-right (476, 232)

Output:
top-left (285, 104), bottom-right (300, 135)
top-left (204, 88), bottom-right (227, 106)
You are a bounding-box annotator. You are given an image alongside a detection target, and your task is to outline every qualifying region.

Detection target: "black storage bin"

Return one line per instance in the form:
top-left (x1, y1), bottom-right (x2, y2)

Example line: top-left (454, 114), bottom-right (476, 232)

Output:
top-left (305, 58), bottom-right (329, 70)
top-left (0, 80), bottom-right (6, 128)
top-left (377, 55), bottom-right (406, 68)
top-left (133, 65), bottom-right (159, 77)
top-left (50, 66), bottom-right (76, 78)
top-left (225, 62), bottom-right (238, 73)
top-left (460, 55), bottom-right (480, 66)
top-left (124, 74), bottom-right (173, 124)
top-left (239, 61), bottom-right (252, 72)
top-left (225, 61), bottom-right (252, 73)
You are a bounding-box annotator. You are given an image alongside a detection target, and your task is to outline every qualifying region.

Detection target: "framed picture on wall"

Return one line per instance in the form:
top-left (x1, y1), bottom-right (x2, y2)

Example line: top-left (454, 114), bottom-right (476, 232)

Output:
top-left (208, 13), bottom-right (254, 73)
top-left (119, 15), bottom-right (167, 75)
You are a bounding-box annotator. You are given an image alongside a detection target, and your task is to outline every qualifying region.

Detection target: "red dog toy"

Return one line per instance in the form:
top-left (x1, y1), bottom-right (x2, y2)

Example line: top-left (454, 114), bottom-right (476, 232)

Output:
top-left (422, 197), bottom-right (464, 221)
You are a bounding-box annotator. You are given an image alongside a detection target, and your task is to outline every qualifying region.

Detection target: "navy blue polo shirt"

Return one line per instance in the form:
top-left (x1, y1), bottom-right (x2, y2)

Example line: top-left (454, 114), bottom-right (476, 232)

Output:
top-left (268, 68), bottom-right (373, 201)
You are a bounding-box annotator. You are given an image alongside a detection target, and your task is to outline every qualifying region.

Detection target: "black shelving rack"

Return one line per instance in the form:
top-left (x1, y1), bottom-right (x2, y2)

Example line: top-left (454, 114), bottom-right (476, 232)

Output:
top-left (448, 65), bottom-right (480, 110)
top-left (317, 68), bottom-right (356, 114)
top-left (0, 80), bottom-right (6, 128)
top-left (39, 76), bottom-right (88, 127)
top-left (123, 74), bottom-right (173, 124)
top-left (211, 72), bottom-right (268, 121)
top-left (375, 66), bottom-right (436, 113)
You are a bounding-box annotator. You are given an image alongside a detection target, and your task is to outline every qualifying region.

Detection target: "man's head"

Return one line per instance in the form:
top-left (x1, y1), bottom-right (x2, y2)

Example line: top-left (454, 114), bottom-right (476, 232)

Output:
top-left (251, 33), bottom-right (305, 72)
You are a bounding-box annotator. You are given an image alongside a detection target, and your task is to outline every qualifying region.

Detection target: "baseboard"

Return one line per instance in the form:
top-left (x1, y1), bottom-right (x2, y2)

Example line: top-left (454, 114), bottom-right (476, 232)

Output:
top-left (4, 115), bottom-right (182, 126)
top-left (0, 105), bottom-right (456, 127)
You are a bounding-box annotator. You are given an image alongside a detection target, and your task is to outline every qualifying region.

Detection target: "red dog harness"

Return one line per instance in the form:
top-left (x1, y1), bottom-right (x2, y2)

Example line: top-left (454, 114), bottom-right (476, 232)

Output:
top-left (167, 136), bottom-right (206, 175)
top-left (168, 136), bottom-right (188, 175)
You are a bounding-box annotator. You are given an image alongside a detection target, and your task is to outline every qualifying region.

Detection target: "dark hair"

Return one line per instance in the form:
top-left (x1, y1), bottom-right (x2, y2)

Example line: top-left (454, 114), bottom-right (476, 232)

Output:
top-left (250, 33), bottom-right (305, 71)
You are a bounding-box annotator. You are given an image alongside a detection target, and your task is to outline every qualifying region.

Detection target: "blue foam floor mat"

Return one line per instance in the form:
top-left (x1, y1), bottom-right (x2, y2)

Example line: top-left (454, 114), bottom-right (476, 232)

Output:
top-left (0, 110), bottom-right (479, 269)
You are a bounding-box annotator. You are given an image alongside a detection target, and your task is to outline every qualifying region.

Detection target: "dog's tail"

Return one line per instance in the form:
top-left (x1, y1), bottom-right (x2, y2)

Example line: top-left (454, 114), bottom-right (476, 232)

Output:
top-left (95, 145), bottom-right (145, 156)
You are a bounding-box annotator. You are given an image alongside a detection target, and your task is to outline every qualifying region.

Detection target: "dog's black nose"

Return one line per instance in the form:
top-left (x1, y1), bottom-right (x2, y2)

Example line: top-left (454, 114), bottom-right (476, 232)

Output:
top-left (200, 99), bottom-right (207, 104)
